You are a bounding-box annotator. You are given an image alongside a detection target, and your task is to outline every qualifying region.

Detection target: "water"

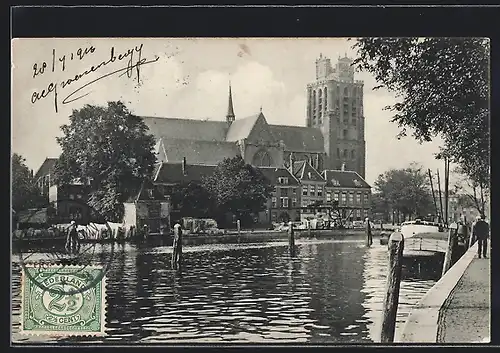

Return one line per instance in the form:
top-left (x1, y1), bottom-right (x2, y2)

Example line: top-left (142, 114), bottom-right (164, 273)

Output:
top-left (11, 236), bottom-right (442, 344)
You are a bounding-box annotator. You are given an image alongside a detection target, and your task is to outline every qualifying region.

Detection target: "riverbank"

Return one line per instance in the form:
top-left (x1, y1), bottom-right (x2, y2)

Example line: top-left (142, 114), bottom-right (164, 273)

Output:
top-left (13, 228), bottom-right (393, 248)
top-left (397, 242), bottom-right (490, 343)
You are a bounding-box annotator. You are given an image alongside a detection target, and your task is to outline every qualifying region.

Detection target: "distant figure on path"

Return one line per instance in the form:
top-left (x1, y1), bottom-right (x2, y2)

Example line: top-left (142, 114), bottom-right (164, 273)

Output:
top-left (65, 221), bottom-right (80, 254)
top-left (473, 214), bottom-right (489, 259)
top-left (365, 217), bottom-right (373, 247)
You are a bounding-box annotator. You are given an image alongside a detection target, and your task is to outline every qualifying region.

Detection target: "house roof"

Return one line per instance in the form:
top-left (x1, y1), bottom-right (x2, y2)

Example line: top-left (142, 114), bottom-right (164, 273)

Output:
top-left (257, 167), bottom-right (300, 186)
top-left (142, 116), bottom-right (228, 142)
top-left (158, 138), bottom-right (240, 165)
top-left (17, 208), bottom-right (48, 224)
top-left (225, 113), bottom-right (261, 142)
top-left (269, 125), bottom-right (324, 153)
top-left (154, 163), bottom-right (216, 184)
top-left (322, 169), bottom-right (371, 189)
top-left (34, 158), bottom-right (58, 180)
top-left (292, 160), bottom-right (325, 182)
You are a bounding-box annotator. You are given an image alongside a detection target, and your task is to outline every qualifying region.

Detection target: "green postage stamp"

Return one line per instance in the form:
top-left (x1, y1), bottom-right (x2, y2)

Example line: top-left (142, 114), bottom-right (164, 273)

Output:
top-left (20, 264), bottom-right (107, 336)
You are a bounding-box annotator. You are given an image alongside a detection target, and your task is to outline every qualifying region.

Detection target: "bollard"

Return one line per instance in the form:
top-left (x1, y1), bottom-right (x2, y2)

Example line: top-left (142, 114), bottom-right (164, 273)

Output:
top-left (442, 224), bottom-right (458, 277)
top-left (172, 223), bottom-right (183, 271)
top-left (380, 231), bottom-right (404, 343)
top-left (237, 219), bottom-right (241, 235)
top-left (365, 218), bottom-right (373, 247)
top-left (288, 221), bottom-right (295, 257)
top-left (307, 220), bottom-right (311, 237)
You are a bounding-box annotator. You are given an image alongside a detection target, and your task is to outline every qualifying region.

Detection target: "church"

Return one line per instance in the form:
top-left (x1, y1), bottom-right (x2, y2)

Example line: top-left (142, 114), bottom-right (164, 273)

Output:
top-left (35, 54), bottom-right (372, 230)
top-left (143, 54), bottom-right (366, 178)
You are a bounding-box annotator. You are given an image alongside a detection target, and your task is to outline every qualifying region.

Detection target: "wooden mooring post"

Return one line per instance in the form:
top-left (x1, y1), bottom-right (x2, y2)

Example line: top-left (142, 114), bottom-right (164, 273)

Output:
top-left (442, 223), bottom-right (458, 277)
top-left (237, 219), bottom-right (241, 235)
top-left (171, 223), bottom-right (183, 271)
top-left (381, 231), bottom-right (404, 343)
top-left (288, 221), bottom-right (296, 257)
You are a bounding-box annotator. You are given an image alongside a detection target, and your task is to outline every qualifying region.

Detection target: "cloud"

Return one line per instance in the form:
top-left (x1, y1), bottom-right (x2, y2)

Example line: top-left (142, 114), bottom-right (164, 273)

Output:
top-left (363, 89), bottom-right (445, 185)
top-left (150, 61), bottom-right (292, 122)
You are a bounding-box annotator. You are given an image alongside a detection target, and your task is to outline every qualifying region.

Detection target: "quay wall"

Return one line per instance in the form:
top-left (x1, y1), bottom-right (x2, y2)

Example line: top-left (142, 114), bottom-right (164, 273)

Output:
top-left (397, 244), bottom-right (478, 343)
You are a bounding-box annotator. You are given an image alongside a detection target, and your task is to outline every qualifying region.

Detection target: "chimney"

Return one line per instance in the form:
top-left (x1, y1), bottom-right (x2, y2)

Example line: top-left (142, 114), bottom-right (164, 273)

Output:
top-left (182, 157), bottom-right (187, 176)
top-left (341, 163), bottom-right (346, 171)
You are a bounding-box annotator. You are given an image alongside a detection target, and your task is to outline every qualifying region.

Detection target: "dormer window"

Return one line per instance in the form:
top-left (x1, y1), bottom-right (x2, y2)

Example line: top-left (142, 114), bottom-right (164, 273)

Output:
top-left (278, 177), bottom-right (289, 185)
top-left (353, 179), bottom-right (362, 187)
top-left (147, 189), bottom-right (154, 199)
top-left (331, 178), bottom-right (340, 186)
top-left (308, 172), bottom-right (312, 179)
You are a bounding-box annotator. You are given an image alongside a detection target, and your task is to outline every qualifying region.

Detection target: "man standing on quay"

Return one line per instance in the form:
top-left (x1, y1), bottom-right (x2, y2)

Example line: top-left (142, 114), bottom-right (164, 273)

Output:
top-left (473, 214), bottom-right (489, 259)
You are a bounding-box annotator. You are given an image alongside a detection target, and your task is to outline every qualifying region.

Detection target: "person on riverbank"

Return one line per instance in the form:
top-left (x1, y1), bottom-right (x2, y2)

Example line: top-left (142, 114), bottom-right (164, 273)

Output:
top-left (65, 221), bottom-right (80, 254)
top-left (473, 214), bottom-right (489, 259)
top-left (365, 218), bottom-right (373, 246)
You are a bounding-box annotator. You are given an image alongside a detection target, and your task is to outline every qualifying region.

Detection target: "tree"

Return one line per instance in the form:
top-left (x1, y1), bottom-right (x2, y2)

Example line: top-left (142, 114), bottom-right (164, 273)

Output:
top-left (12, 153), bottom-right (46, 211)
top-left (374, 163), bottom-right (434, 222)
top-left (202, 156), bottom-right (274, 227)
top-left (352, 38), bottom-right (490, 188)
top-left (452, 172), bottom-right (489, 216)
top-left (170, 182), bottom-right (215, 219)
top-left (371, 192), bottom-right (391, 222)
top-left (54, 101), bottom-right (157, 222)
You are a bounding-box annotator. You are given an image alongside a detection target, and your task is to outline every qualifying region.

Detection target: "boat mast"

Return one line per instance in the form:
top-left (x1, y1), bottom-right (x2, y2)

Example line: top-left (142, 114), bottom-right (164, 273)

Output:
top-left (428, 169), bottom-right (439, 223)
top-left (436, 169), bottom-right (444, 225)
top-left (444, 157), bottom-right (450, 227)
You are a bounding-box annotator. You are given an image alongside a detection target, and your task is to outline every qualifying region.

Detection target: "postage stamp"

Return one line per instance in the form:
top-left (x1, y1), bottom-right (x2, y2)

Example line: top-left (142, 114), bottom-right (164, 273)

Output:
top-left (20, 264), bottom-right (106, 336)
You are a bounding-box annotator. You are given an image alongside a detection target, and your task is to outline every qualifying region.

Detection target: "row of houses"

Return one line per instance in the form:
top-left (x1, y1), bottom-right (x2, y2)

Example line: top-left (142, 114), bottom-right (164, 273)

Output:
top-left (34, 156), bottom-right (372, 232)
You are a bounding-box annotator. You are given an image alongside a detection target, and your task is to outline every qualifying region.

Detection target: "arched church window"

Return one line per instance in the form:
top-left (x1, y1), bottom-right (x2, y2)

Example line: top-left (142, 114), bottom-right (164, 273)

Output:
top-left (252, 149), bottom-right (272, 167)
top-left (324, 87), bottom-right (328, 110)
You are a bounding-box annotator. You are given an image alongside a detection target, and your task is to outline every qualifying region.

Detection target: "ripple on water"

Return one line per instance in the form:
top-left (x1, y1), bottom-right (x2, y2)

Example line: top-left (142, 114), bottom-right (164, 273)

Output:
top-left (11, 240), bottom-right (439, 344)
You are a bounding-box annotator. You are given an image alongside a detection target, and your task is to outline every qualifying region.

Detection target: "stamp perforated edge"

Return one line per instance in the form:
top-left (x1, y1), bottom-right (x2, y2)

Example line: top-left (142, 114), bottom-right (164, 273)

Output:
top-left (19, 264), bottom-right (107, 337)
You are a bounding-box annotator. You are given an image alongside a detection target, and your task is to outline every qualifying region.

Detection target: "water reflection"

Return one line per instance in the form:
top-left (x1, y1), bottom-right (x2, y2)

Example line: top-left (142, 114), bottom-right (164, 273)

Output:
top-left (12, 238), bottom-right (441, 344)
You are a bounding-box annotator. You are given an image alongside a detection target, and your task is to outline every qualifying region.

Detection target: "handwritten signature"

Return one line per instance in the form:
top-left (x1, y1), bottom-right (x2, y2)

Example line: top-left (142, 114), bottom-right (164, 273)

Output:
top-left (30, 44), bottom-right (160, 113)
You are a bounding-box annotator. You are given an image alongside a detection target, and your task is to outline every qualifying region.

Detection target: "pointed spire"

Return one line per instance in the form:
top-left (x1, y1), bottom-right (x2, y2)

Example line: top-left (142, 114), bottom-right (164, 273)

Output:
top-left (226, 80), bottom-right (235, 124)
top-left (260, 105), bottom-right (262, 113)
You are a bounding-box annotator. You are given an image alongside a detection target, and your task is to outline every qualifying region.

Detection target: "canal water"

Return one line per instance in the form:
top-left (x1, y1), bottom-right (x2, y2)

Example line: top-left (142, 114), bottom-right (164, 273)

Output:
top-left (12, 235), bottom-right (443, 344)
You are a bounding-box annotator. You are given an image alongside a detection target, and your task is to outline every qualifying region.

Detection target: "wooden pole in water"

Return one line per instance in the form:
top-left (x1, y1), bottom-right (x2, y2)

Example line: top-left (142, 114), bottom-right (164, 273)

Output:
top-left (171, 223), bottom-right (183, 271)
top-left (288, 221), bottom-right (296, 257)
top-left (442, 224), bottom-right (458, 277)
top-left (381, 231), bottom-right (404, 343)
top-left (307, 219), bottom-right (312, 237)
top-left (237, 219), bottom-right (241, 235)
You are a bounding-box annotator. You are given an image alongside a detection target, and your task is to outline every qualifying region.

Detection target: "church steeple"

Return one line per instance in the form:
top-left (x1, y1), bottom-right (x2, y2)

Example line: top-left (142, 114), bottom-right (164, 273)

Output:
top-left (226, 81), bottom-right (235, 125)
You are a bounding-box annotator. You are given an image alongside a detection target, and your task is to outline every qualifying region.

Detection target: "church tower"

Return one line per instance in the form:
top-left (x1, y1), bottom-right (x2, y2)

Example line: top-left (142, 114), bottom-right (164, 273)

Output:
top-left (306, 53), bottom-right (366, 178)
top-left (226, 81), bottom-right (235, 125)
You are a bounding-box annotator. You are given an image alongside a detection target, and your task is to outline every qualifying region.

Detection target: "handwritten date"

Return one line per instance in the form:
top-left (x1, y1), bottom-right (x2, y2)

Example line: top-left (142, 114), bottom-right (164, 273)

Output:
top-left (32, 45), bottom-right (96, 79)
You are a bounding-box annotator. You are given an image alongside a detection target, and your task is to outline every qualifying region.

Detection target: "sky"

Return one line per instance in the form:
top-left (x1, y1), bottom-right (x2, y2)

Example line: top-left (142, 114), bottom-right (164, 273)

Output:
top-left (12, 38), bottom-right (451, 186)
